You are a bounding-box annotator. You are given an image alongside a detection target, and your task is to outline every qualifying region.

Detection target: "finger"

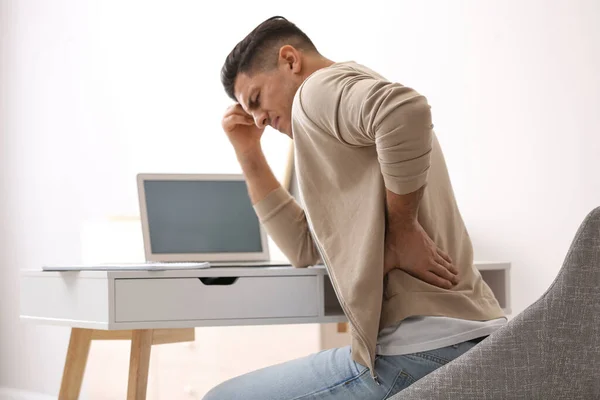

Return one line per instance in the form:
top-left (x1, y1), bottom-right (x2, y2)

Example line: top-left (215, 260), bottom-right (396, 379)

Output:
top-left (224, 104), bottom-right (253, 120)
top-left (223, 107), bottom-right (254, 121)
top-left (435, 253), bottom-right (458, 276)
top-left (224, 113), bottom-right (254, 125)
top-left (423, 271), bottom-right (453, 290)
top-left (437, 248), bottom-right (453, 264)
top-left (222, 114), bottom-right (255, 130)
top-left (437, 248), bottom-right (457, 274)
top-left (226, 103), bottom-right (248, 114)
top-left (407, 268), bottom-right (452, 289)
top-left (431, 260), bottom-right (459, 285)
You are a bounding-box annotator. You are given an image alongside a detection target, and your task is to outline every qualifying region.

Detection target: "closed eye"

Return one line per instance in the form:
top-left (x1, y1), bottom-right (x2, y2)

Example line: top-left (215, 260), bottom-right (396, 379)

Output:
top-left (254, 93), bottom-right (260, 108)
top-left (249, 92), bottom-right (260, 110)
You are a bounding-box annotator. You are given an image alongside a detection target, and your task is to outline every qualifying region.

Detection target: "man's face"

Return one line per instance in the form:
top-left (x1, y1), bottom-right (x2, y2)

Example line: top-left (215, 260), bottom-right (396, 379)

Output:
top-left (234, 62), bottom-right (301, 138)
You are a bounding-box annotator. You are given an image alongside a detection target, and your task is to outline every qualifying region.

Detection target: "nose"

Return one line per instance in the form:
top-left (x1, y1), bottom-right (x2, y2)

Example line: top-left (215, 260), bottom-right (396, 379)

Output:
top-left (252, 110), bottom-right (269, 129)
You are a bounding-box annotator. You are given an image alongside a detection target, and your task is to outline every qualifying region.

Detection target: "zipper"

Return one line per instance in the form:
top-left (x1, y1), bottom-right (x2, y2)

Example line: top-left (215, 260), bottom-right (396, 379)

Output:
top-left (303, 209), bottom-right (380, 384)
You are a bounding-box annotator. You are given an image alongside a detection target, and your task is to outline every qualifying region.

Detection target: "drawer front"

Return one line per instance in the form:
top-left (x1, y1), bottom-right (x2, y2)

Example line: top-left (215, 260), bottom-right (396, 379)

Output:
top-left (114, 276), bottom-right (319, 322)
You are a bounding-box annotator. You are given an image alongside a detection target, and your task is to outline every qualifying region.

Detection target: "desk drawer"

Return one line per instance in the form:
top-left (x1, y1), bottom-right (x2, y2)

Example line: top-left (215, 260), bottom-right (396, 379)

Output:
top-left (114, 276), bottom-right (319, 322)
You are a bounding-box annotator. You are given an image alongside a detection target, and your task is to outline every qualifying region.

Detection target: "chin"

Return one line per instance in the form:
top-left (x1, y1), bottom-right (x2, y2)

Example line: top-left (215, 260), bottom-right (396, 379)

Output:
top-left (283, 126), bottom-right (293, 139)
top-left (283, 122), bottom-right (293, 138)
top-left (279, 129), bottom-right (292, 139)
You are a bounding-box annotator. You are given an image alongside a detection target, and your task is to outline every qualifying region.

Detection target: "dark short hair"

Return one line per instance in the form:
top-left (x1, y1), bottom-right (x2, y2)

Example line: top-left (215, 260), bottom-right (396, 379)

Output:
top-left (220, 16), bottom-right (318, 101)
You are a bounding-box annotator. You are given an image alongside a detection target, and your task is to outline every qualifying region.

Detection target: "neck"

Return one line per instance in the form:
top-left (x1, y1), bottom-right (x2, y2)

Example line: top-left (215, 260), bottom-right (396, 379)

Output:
top-left (301, 54), bottom-right (335, 81)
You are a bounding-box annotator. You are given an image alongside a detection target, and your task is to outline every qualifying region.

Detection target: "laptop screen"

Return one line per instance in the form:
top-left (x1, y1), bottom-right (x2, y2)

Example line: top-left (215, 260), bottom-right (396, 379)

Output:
top-left (143, 179), bottom-right (263, 254)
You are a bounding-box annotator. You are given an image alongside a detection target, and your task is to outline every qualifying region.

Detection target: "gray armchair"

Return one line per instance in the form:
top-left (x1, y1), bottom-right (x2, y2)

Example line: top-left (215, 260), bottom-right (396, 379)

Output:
top-left (394, 207), bottom-right (600, 399)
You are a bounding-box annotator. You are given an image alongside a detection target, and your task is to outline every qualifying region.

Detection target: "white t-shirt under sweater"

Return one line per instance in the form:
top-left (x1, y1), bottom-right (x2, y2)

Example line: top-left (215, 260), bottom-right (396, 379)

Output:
top-left (376, 316), bottom-right (507, 356)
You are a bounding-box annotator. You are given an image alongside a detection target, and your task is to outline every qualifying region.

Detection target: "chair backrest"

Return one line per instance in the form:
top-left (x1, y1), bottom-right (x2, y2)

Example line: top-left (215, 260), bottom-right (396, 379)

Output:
top-left (396, 207), bottom-right (600, 400)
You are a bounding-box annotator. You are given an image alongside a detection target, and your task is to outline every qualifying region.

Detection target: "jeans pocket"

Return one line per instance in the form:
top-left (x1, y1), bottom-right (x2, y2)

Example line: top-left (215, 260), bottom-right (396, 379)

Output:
top-left (409, 351), bottom-right (452, 367)
top-left (384, 370), bottom-right (416, 399)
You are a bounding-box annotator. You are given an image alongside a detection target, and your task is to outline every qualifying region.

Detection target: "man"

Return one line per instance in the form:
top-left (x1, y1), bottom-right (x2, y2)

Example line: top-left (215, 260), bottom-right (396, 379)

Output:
top-left (204, 16), bottom-right (506, 399)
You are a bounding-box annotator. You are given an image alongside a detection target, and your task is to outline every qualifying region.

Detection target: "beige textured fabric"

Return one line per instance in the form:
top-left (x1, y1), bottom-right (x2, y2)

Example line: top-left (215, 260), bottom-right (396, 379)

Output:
top-left (254, 61), bottom-right (505, 381)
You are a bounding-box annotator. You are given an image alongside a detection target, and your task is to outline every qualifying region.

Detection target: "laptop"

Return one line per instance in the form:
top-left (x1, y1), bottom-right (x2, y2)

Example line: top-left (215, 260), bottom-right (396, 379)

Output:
top-left (137, 173), bottom-right (291, 267)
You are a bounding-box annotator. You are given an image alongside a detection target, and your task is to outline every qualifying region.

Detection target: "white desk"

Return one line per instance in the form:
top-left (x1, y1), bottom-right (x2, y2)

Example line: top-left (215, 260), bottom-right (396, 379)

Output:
top-left (21, 266), bottom-right (347, 330)
top-left (20, 262), bottom-right (510, 399)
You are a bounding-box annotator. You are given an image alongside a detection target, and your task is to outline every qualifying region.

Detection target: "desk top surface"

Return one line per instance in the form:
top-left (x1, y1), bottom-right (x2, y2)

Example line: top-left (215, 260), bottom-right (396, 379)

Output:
top-left (21, 261), bottom-right (510, 279)
top-left (22, 264), bottom-right (329, 279)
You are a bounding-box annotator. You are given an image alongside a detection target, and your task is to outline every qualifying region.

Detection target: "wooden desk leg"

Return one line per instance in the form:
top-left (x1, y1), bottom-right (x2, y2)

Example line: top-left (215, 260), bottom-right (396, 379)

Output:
top-left (59, 328), bottom-right (93, 400)
top-left (127, 329), bottom-right (154, 400)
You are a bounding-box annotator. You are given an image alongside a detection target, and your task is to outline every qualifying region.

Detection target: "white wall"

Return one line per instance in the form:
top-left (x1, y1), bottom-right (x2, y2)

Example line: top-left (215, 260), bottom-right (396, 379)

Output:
top-left (1, 0), bottom-right (599, 397)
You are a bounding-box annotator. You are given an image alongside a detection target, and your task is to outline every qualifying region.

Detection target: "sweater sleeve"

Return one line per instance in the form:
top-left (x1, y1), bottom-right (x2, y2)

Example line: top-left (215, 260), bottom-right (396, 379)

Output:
top-left (298, 68), bottom-right (433, 195)
top-left (253, 186), bottom-right (322, 268)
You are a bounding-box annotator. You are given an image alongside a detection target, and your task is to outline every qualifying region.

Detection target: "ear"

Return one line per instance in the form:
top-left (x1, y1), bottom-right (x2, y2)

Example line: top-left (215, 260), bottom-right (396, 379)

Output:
top-left (278, 45), bottom-right (302, 74)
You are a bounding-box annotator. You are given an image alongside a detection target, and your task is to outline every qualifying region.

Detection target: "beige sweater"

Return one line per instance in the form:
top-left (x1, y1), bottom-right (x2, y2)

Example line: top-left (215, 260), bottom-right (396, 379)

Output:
top-left (254, 61), bottom-right (505, 382)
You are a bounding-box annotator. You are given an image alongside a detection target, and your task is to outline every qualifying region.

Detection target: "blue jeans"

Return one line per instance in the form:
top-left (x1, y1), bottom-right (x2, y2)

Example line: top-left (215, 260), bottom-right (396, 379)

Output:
top-left (203, 339), bottom-right (480, 399)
